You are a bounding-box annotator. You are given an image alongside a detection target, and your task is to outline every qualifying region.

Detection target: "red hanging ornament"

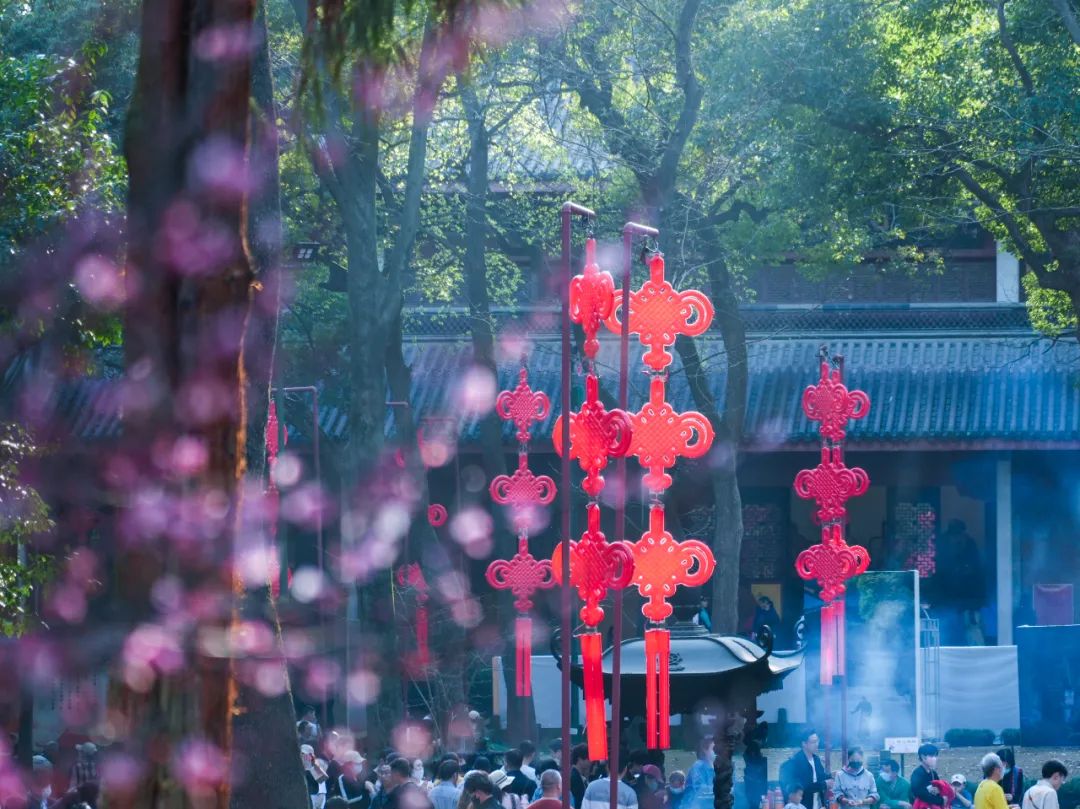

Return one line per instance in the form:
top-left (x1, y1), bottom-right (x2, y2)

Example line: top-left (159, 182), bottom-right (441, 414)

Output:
top-left (496, 364), bottom-right (550, 444)
top-left (490, 455), bottom-right (556, 535)
top-left (569, 238), bottom-right (615, 360)
top-left (627, 376), bottom-right (714, 491)
top-left (552, 374), bottom-right (633, 497)
top-left (396, 562), bottom-right (431, 672)
top-left (793, 353), bottom-right (871, 685)
top-left (793, 447), bottom-right (870, 524)
top-left (265, 401), bottom-right (289, 598)
top-left (626, 505), bottom-right (715, 748)
top-left (427, 503), bottom-right (448, 527)
top-left (605, 252), bottom-right (714, 371)
top-left (486, 537), bottom-right (556, 695)
top-left (801, 359), bottom-right (870, 442)
top-left (551, 502), bottom-right (635, 760)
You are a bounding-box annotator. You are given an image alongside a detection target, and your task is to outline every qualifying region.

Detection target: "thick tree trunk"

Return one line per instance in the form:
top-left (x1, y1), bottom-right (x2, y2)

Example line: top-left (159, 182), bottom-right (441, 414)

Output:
top-left (116, 0), bottom-right (257, 807)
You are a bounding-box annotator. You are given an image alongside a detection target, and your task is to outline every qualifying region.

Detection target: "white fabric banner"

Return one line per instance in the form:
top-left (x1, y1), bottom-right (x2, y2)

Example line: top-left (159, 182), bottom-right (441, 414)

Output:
top-left (936, 645), bottom-right (1020, 731)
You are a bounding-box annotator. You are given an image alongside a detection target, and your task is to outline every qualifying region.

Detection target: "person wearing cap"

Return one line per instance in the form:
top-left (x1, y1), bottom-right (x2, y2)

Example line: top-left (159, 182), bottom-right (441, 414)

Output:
top-left (338, 751), bottom-right (375, 809)
top-left (69, 742), bottom-right (98, 791)
top-left (875, 760), bottom-right (911, 809)
top-left (950, 775), bottom-right (973, 809)
top-left (304, 744), bottom-right (331, 809)
top-left (910, 745), bottom-right (945, 809)
top-left (639, 765), bottom-right (666, 809)
top-left (486, 770), bottom-right (525, 809)
top-left (974, 753), bottom-right (1011, 809)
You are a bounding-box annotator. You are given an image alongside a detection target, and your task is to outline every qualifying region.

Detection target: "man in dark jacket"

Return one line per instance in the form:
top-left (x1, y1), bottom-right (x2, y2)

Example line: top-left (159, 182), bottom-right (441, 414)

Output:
top-left (909, 744), bottom-right (945, 808)
top-left (780, 730), bottom-right (830, 809)
top-left (502, 750), bottom-right (538, 799)
top-left (463, 772), bottom-right (501, 809)
top-left (570, 744), bottom-right (591, 809)
top-left (386, 758), bottom-right (432, 809)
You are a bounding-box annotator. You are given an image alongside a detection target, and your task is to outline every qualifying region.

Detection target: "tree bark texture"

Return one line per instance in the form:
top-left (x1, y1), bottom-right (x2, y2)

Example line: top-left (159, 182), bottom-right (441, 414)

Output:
top-left (116, 0), bottom-right (258, 806)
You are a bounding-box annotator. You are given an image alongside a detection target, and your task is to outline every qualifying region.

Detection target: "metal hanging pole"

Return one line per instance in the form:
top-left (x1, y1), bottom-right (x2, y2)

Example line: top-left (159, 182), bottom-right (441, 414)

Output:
top-left (560, 202), bottom-right (594, 809)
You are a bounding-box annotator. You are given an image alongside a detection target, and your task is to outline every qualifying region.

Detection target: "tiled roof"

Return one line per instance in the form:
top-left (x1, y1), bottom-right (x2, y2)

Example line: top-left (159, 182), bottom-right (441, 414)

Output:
top-left (42, 309), bottom-right (1080, 449)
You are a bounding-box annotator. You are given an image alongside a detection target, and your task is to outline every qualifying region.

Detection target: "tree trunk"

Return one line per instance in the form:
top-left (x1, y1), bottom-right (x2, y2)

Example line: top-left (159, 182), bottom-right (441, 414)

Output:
top-left (116, 0), bottom-right (257, 806)
top-left (229, 5), bottom-right (309, 808)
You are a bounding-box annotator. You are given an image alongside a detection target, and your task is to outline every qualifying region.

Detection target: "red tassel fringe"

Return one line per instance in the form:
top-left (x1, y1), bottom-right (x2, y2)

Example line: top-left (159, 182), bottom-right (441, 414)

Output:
top-left (416, 603), bottom-right (430, 668)
top-left (820, 598), bottom-right (845, 685)
top-left (516, 616), bottom-right (532, 696)
top-left (581, 632), bottom-right (607, 760)
top-left (645, 628), bottom-right (671, 749)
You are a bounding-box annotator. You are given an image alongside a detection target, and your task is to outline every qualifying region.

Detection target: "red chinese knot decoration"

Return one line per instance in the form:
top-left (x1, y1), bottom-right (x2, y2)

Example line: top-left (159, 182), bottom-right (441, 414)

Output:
top-left (569, 238), bottom-right (615, 360)
top-left (793, 352), bottom-right (871, 684)
top-left (628, 376), bottom-right (714, 491)
top-left (606, 252), bottom-right (713, 371)
top-left (485, 359), bottom-right (556, 695)
top-left (617, 248), bottom-right (716, 750)
top-left (552, 374), bottom-right (633, 497)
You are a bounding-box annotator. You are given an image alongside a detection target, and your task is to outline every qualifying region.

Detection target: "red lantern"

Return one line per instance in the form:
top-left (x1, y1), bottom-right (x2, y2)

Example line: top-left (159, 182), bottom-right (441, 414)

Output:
top-left (793, 354), bottom-right (871, 685)
top-left (485, 360), bottom-right (557, 695)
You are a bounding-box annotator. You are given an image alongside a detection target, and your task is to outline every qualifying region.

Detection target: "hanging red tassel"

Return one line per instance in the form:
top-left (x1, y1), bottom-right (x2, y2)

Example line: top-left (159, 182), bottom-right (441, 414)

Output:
top-left (834, 597), bottom-right (846, 677)
top-left (645, 628), bottom-right (672, 749)
top-left (580, 632), bottom-right (607, 761)
top-left (416, 600), bottom-right (430, 668)
top-left (821, 599), bottom-right (846, 685)
top-left (516, 616), bottom-right (532, 696)
top-left (657, 628), bottom-right (671, 749)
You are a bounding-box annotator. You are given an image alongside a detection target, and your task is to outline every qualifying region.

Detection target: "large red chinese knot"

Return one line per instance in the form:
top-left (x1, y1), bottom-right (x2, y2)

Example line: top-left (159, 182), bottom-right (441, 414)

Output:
top-left (551, 502), bottom-right (634, 760)
top-left (552, 374), bottom-right (633, 497)
top-left (606, 252), bottom-right (713, 371)
top-left (486, 538), bottom-right (556, 696)
top-left (795, 523), bottom-right (870, 603)
top-left (627, 505), bottom-right (716, 622)
top-left (496, 365), bottom-right (550, 444)
top-left (569, 238), bottom-right (615, 360)
top-left (793, 447), bottom-right (870, 524)
top-left (628, 376), bottom-right (714, 491)
top-left (396, 562), bottom-right (430, 673)
top-left (802, 359), bottom-right (870, 442)
top-left (627, 505), bottom-right (715, 748)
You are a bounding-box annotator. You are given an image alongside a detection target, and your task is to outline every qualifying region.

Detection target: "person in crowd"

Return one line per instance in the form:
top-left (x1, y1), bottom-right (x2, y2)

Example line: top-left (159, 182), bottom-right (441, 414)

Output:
top-left (20, 755), bottom-right (55, 809)
top-left (974, 754), bottom-right (1010, 809)
top-left (531, 760), bottom-right (559, 802)
top-left (639, 765), bottom-right (666, 809)
top-left (519, 742), bottom-right (538, 783)
top-left (337, 751), bottom-right (375, 809)
top-left (667, 771), bottom-right (687, 809)
top-left (69, 743), bottom-right (98, 791)
top-left (910, 744), bottom-right (945, 809)
top-left (488, 771), bottom-right (527, 809)
top-left (387, 757), bottom-right (433, 809)
top-left (752, 596), bottom-right (782, 643)
top-left (412, 760), bottom-right (432, 792)
top-left (996, 751), bottom-right (1024, 806)
top-left (835, 747), bottom-right (879, 808)
top-left (472, 758), bottom-right (493, 775)
top-left (780, 730), bottom-right (829, 809)
top-left (500, 750), bottom-right (537, 800)
top-left (430, 761), bottom-right (462, 809)
top-left (1022, 761), bottom-right (1068, 809)
top-left (950, 775), bottom-right (974, 809)
top-left (462, 772), bottom-right (500, 809)
top-left (328, 799), bottom-right (350, 809)
top-left (581, 757), bottom-right (639, 809)
top-left (531, 771), bottom-right (563, 809)
top-left (744, 742), bottom-right (768, 809)
top-left (626, 749), bottom-right (651, 805)
top-left (548, 740), bottom-right (563, 761)
top-left (303, 744), bottom-right (330, 809)
top-left (876, 759), bottom-right (911, 809)
top-left (685, 738), bottom-right (715, 809)
top-left (785, 785), bottom-right (806, 809)
top-left (570, 744), bottom-right (591, 809)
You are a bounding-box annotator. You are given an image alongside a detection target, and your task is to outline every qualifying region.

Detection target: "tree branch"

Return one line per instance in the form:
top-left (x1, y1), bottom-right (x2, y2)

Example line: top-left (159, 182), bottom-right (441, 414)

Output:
top-left (1049, 0), bottom-right (1080, 48)
top-left (996, 0), bottom-right (1035, 98)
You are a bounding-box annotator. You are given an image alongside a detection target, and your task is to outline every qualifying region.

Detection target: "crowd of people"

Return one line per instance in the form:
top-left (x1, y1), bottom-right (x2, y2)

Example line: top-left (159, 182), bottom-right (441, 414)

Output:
top-left (299, 724), bottom-right (722, 809)
top-left (779, 733), bottom-right (1069, 809)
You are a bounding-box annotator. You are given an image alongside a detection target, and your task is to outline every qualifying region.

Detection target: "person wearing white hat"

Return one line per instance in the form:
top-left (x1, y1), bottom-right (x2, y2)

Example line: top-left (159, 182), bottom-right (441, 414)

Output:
top-left (951, 775), bottom-right (974, 809)
top-left (70, 742), bottom-right (99, 790)
top-left (303, 743), bottom-right (330, 809)
top-left (338, 751), bottom-right (375, 808)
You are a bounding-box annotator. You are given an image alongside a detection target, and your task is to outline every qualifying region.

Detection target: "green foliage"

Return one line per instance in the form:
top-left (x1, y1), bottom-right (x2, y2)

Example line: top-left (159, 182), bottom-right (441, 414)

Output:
top-left (0, 424), bottom-right (54, 637)
top-left (1060, 777), bottom-right (1080, 809)
top-left (1000, 728), bottom-right (1021, 746)
top-left (943, 728), bottom-right (996, 747)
